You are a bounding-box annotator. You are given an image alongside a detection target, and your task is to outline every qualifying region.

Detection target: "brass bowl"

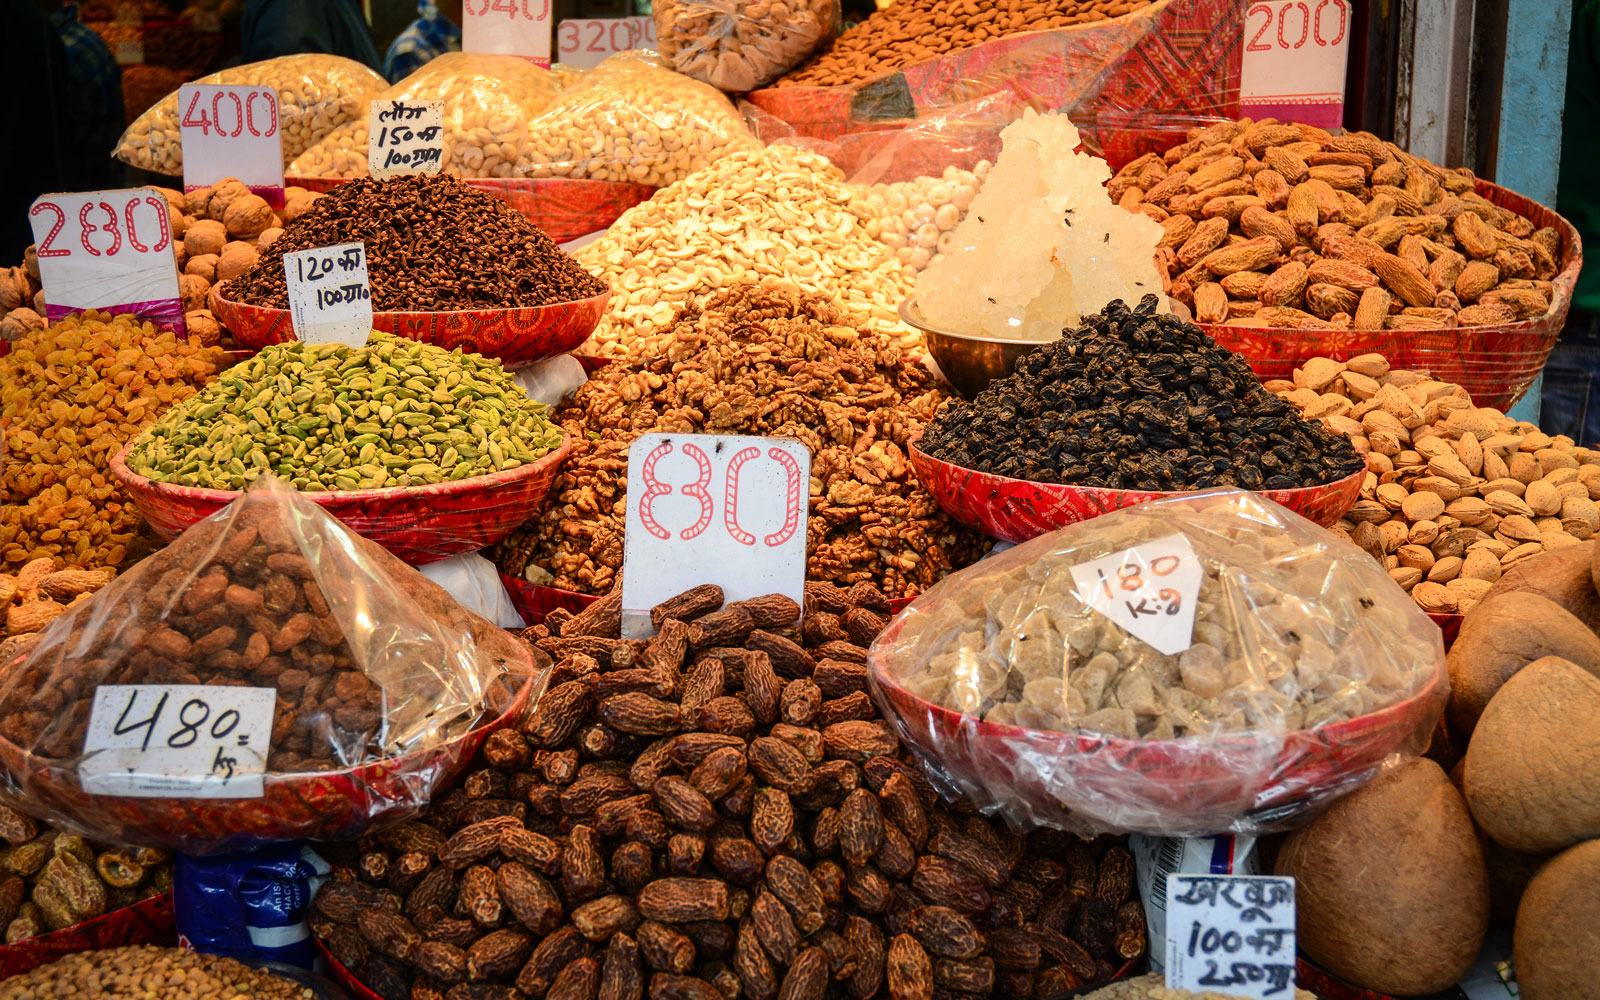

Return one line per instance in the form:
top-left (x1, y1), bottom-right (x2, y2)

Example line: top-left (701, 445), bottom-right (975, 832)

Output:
top-left (899, 296), bottom-right (1049, 397)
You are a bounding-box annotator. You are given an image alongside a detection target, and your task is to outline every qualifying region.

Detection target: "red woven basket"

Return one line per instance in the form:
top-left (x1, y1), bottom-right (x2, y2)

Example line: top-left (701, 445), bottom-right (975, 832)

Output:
top-left (908, 437), bottom-right (1364, 544)
top-left (208, 282), bottom-right (609, 368)
top-left (1203, 180), bottom-right (1583, 412)
top-left (0, 893), bottom-right (173, 981)
top-left (111, 436), bottom-right (571, 565)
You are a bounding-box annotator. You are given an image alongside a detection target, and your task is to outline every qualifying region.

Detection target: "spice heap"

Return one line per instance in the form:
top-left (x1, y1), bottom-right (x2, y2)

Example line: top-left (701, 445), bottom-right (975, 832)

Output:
top-left (575, 146), bottom-right (916, 358)
top-left (495, 287), bottom-right (986, 599)
top-left (311, 582), bottom-right (1142, 1000)
top-left (1113, 119), bottom-right (1565, 329)
top-left (126, 334), bottom-right (563, 492)
top-left (0, 313), bottom-right (223, 571)
top-left (1276, 354), bottom-right (1600, 614)
top-left (777, 0), bottom-right (1156, 87)
top-left (918, 297), bottom-right (1363, 490)
top-left (0, 806), bottom-right (172, 941)
top-left (224, 174), bottom-right (606, 312)
top-left (0, 945), bottom-right (314, 1000)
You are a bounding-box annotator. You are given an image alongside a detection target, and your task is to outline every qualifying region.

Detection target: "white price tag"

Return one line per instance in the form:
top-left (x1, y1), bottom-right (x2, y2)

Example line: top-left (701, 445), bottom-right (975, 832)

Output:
top-left (622, 433), bottom-right (810, 638)
top-left (1069, 532), bottom-right (1203, 656)
top-left (368, 100), bottom-right (446, 179)
top-left (284, 243), bottom-right (373, 348)
top-left (115, 39), bottom-right (144, 65)
top-left (27, 188), bottom-right (184, 331)
top-left (1240, 0), bottom-right (1351, 129)
top-left (555, 17), bottom-right (654, 69)
top-left (178, 84), bottom-right (286, 207)
top-left (79, 685), bottom-right (277, 799)
top-left (463, 0), bottom-right (553, 68)
top-left (1164, 875), bottom-right (1297, 998)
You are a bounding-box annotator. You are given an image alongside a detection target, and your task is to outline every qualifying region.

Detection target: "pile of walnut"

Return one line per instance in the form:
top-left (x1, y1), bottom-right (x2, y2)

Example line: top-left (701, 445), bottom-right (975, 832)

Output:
top-left (1274, 354), bottom-right (1600, 614)
top-left (0, 802), bottom-right (171, 941)
top-left (0, 178), bottom-right (321, 345)
top-left (311, 582), bottom-right (1142, 1000)
top-left (0, 559), bottom-right (113, 658)
top-left (1110, 119), bottom-right (1564, 331)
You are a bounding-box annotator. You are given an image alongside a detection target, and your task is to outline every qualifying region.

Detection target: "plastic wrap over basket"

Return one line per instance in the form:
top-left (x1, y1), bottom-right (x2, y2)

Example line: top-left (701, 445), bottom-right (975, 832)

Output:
top-left (0, 477), bottom-right (542, 853)
top-left (0, 893), bottom-right (174, 981)
top-left (656, 0), bottom-right (841, 92)
top-left (867, 488), bottom-right (1447, 837)
top-left (1203, 181), bottom-right (1582, 412)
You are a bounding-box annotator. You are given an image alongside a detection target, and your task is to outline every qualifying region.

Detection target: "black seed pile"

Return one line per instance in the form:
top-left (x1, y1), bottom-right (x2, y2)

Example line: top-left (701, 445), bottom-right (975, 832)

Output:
top-left (918, 296), bottom-right (1364, 491)
top-left (226, 174), bottom-right (607, 311)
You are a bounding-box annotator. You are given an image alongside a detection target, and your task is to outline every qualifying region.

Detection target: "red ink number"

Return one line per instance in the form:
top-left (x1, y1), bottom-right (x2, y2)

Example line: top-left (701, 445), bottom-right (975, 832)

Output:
top-left (1149, 555), bottom-right (1182, 576)
top-left (29, 201), bottom-right (68, 258)
top-left (245, 89), bottom-right (277, 138)
top-left (212, 89), bottom-right (244, 137)
top-left (1277, 1), bottom-right (1309, 48)
top-left (635, 441), bottom-right (675, 541)
top-left (678, 444), bottom-right (714, 541)
top-left (1313, 0), bottom-right (1348, 46)
top-left (79, 201), bottom-right (122, 257)
top-left (181, 89), bottom-right (210, 134)
top-left (124, 195), bottom-right (171, 253)
top-left (1245, 3), bottom-right (1273, 50)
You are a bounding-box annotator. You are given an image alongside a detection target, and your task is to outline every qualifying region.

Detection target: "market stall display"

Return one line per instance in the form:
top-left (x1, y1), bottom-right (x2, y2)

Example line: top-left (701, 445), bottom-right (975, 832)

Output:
top-left (860, 161), bottom-right (990, 273)
top-left (0, 945), bottom-right (310, 999)
top-left (0, 816), bottom-right (171, 942)
top-left (0, 560), bottom-right (114, 661)
top-left (655, 0), bottom-right (840, 91)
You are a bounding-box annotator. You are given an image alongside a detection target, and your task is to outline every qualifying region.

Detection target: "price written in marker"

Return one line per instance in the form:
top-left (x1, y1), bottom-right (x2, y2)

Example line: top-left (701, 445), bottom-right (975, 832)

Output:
top-left (368, 100), bottom-right (446, 179)
top-left (27, 188), bottom-right (184, 332)
top-left (1165, 874), bottom-right (1297, 998)
top-left (283, 242), bottom-right (373, 348)
top-left (1069, 532), bottom-right (1203, 656)
top-left (463, 0), bottom-right (553, 68)
top-left (555, 17), bottom-right (654, 70)
top-left (79, 685), bottom-right (278, 798)
top-left (1240, 0), bottom-right (1351, 129)
top-left (622, 433), bottom-right (811, 638)
top-left (178, 83), bottom-right (286, 207)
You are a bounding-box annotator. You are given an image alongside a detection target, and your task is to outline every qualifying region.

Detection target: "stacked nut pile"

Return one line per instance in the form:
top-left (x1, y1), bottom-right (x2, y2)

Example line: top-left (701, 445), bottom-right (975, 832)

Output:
top-left (858, 162), bottom-right (990, 273)
top-left (494, 286), bottom-right (988, 599)
top-left (1107, 119), bottom-right (1564, 330)
top-left (656, 0), bottom-right (838, 92)
top-left (0, 945), bottom-right (314, 999)
top-left (1, 313), bottom-right (223, 571)
top-left (1273, 354), bottom-right (1600, 614)
top-left (311, 582), bottom-right (1141, 1000)
top-left (578, 145), bottom-right (916, 357)
top-left (0, 559), bottom-right (114, 660)
top-left (0, 804), bottom-right (171, 942)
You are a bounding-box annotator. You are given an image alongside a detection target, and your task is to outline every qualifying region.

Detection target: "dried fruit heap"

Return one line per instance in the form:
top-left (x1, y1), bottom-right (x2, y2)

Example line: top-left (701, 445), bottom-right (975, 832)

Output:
top-left (494, 286), bottom-right (989, 599)
top-left (918, 297), bottom-right (1363, 490)
top-left (312, 582), bottom-right (1143, 1000)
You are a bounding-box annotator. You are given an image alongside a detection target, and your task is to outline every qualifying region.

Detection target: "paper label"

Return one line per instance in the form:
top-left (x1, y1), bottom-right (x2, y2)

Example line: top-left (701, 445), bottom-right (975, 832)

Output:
top-left (179, 84), bottom-right (286, 207)
top-left (115, 39), bottom-right (144, 65)
top-left (1164, 874), bottom-right (1297, 998)
top-left (622, 433), bottom-right (810, 638)
top-left (27, 189), bottom-right (184, 332)
top-left (79, 685), bottom-right (277, 798)
top-left (283, 242), bottom-right (372, 348)
top-left (555, 17), bottom-right (653, 69)
top-left (463, 0), bottom-right (553, 68)
top-left (1069, 533), bottom-right (1203, 656)
top-left (368, 100), bottom-right (446, 179)
top-left (1240, 0), bottom-right (1351, 129)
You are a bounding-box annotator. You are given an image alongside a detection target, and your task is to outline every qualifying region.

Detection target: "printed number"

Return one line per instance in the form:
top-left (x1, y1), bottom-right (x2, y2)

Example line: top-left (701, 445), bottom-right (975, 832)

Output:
top-left (123, 195), bottom-right (172, 253)
top-left (246, 89), bottom-right (278, 138)
top-left (1248, 0), bottom-right (1345, 50)
top-left (466, 0), bottom-right (547, 17)
top-left (78, 202), bottom-right (122, 257)
top-left (678, 443), bottom-right (715, 541)
top-left (168, 698), bottom-right (210, 748)
top-left (556, 20), bottom-right (578, 52)
top-left (1245, 3), bottom-right (1273, 50)
top-left (29, 201), bottom-right (67, 258)
top-left (1277, 1), bottom-right (1309, 49)
top-left (586, 22), bottom-right (606, 52)
top-left (182, 88), bottom-right (275, 136)
top-left (112, 690), bottom-right (170, 753)
top-left (1314, 0), bottom-right (1348, 46)
top-left (636, 442), bottom-right (806, 547)
top-left (181, 89), bottom-right (210, 133)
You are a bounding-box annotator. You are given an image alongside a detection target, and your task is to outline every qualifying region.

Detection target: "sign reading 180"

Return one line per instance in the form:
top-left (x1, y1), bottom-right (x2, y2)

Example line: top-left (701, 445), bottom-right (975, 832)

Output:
top-left (464, 0), bottom-right (550, 16)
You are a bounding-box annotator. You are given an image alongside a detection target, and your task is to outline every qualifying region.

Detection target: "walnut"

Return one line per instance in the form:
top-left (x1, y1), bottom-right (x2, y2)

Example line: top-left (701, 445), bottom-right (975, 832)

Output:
top-left (178, 274), bottom-right (210, 312)
top-left (184, 254), bottom-right (220, 284)
top-left (183, 220), bottom-right (227, 259)
top-left (223, 194), bottom-right (274, 239)
top-left (184, 309), bottom-right (222, 347)
top-left (216, 241), bottom-right (261, 282)
top-left (206, 178), bottom-right (251, 221)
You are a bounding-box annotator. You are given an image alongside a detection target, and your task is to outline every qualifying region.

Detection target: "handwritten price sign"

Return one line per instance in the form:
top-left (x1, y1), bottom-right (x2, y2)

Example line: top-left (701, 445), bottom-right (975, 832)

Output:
top-left (556, 17), bottom-right (653, 69)
top-left (284, 242), bottom-right (372, 348)
top-left (1240, 0), bottom-right (1351, 129)
top-left (1069, 533), bottom-right (1203, 655)
top-left (27, 188), bottom-right (184, 332)
top-left (179, 83), bottom-right (285, 206)
top-left (79, 685), bottom-right (277, 798)
top-left (622, 433), bottom-right (811, 638)
top-left (369, 100), bottom-right (446, 179)
top-left (463, 0), bottom-right (553, 67)
top-left (1165, 875), bottom-right (1297, 998)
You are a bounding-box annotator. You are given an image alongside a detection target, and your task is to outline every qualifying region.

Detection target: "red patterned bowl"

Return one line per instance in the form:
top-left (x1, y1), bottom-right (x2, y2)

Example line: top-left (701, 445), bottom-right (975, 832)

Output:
top-left (1202, 180), bottom-right (1582, 411)
top-left (111, 435), bottom-right (571, 565)
top-left (285, 176), bottom-right (655, 243)
top-left (208, 281), bottom-right (610, 367)
top-left (908, 437), bottom-right (1365, 544)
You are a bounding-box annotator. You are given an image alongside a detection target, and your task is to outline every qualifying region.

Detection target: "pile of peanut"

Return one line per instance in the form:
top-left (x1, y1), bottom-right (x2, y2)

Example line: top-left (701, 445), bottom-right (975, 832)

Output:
top-left (1108, 120), bottom-right (1564, 331)
top-left (1273, 355), bottom-right (1600, 614)
top-left (0, 559), bottom-right (114, 664)
top-left (0, 945), bottom-right (313, 999)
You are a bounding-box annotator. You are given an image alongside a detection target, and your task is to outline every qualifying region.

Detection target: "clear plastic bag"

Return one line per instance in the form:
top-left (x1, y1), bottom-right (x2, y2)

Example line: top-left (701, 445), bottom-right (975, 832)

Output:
top-left (287, 53), bottom-right (565, 180)
top-left (867, 489), bottom-right (1447, 837)
top-left (656, 0), bottom-right (841, 93)
top-left (114, 55), bottom-right (387, 176)
top-left (0, 477), bottom-right (537, 853)
top-left (514, 51), bottom-right (761, 187)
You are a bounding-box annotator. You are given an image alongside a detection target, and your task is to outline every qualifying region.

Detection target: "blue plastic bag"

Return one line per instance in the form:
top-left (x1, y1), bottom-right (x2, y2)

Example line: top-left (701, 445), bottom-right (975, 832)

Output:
top-left (174, 842), bottom-right (330, 968)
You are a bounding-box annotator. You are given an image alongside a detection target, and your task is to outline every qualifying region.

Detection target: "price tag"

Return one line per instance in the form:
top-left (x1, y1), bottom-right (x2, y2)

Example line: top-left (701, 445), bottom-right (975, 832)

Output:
top-left (555, 17), bottom-right (654, 69)
top-left (1165, 875), bottom-right (1297, 997)
top-left (178, 83), bottom-right (286, 208)
top-left (1240, 0), bottom-right (1351, 129)
top-left (1069, 532), bottom-right (1203, 656)
top-left (622, 433), bottom-right (811, 638)
top-left (463, 0), bottom-right (553, 68)
top-left (284, 243), bottom-right (372, 348)
top-left (79, 685), bottom-right (277, 798)
top-left (27, 188), bottom-right (184, 332)
top-left (115, 39), bottom-right (144, 65)
top-left (368, 100), bottom-right (446, 179)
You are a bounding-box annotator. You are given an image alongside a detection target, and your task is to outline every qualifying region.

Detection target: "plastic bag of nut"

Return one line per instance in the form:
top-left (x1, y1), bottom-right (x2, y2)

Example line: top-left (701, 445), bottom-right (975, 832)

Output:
top-left (656, 0), bottom-right (841, 93)
top-left (0, 476), bottom-right (539, 854)
top-left (114, 54), bottom-right (387, 175)
top-left (867, 489), bottom-right (1448, 837)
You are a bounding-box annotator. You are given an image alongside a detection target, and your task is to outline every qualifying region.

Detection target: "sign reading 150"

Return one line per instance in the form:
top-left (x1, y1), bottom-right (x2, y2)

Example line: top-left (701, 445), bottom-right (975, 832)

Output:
top-left (635, 440), bottom-right (806, 547)
top-left (464, 0), bottom-right (550, 17)
top-left (1246, 0), bottom-right (1348, 50)
top-left (30, 193), bottom-right (172, 259)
